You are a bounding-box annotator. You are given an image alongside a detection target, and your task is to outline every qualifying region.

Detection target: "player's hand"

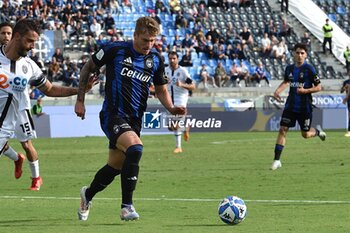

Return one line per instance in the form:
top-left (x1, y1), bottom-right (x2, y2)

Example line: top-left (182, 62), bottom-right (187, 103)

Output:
top-left (343, 98), bottom-right (348, 105)
top-left (85, 75), bottom-right (99, 93)
top-left (297, 86), bottom-right (307, 95)
top-left (169, 106), bottom-right (187, 116)
top-left (75, 100), bottom-right (86, 120)
top-left (176, 80), bottom-right (182, 87)
top-left (273, 91), bottom-right (283, 102)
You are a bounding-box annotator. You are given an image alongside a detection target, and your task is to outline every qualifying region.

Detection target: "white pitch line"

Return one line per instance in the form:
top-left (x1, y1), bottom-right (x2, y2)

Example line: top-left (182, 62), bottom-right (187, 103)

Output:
top-left (0, 196), bottom-right (349, 204)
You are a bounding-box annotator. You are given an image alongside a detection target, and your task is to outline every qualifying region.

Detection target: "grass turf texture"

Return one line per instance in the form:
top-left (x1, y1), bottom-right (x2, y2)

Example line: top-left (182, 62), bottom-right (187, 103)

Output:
top-left (0, 131), bottom-right (349, 233)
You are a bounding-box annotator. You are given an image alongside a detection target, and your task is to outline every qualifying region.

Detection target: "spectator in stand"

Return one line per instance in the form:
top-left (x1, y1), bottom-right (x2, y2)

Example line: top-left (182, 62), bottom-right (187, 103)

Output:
top-left (272, 41), bottom-right (286, 61)
top-left (84, 34), bottom-right (98, 53)
top-left (229, 63), bottom-right (242, 87)
top-left (179, 49), bottom-right (193, 67)
top-left (169, 0), bottom-right (181, 15)
top-left (155, 0), bottom-right (168, 14)
top-left (52, 47), bottom-right (64, 65)
top-left (69, 21), bottom-right (83, 39)
top-left (109, 0), bottom-right (121, 14)
top-left (197, 3), bottom-right (209, 23)
top-left (90, 18), bottom-right (102, 37)
top-left (224, 0), bottom-right (236, 10)
top-left (240, 61), bottom-right (251, 87)
top-left (195, 33), bottom-right (207, 54)
top-left (261, 32), bottom-right (272, 57)
top-left (301, 32), bottom-right (312, 51)
top-left (205, 25), bottom-right (220, 44)
top-left (175, 11), bottom-right (187, 29)
top-left (48, 57), bottom-right (63, 82)
top-left (96, 34), bottom-right (107, 49)
top-left (104, 13), bottom-right (115, 31)
top-left (278, 18), bottom-right (292, 37)
top-left (173, 34), bottom-right (183, 52)
top-left (216, 44), bottom-right (227, 60)
top-left (214, 61), bottom-right (229, 87)
top-left (253, 61), bottom-right (271, 87)
top-left (239, 26), bottom-right (254, 48)
top-left (199, 64), bottom-right (217, 88)
top-left (162, 35), bottom-right (170, 50)
top-left (232, 43), bottom-right (247, 60)
top-left (122, 0), bottom-right (133, 12)
top-left (182, 33), bottom-right (195, 51)
top-left (205, 44), bottom-right (215, 59)
top-left (29, 50), bottom-right (44, 69)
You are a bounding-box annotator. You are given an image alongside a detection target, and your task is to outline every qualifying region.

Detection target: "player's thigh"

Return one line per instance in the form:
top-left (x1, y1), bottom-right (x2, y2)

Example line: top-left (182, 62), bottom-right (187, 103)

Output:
top-left (280, 110), bottom-right (297, 128)
top-left (15, 109), bottom-right (37, 142)
top-left (100, 112), bottom-right (142, 151)
top-left (297, 112), bottom-right (312, 132)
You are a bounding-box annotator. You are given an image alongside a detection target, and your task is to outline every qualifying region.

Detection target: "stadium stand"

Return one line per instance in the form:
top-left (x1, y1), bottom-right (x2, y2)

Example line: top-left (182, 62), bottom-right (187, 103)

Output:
top-left (0, 0), bottom-right (347, 98)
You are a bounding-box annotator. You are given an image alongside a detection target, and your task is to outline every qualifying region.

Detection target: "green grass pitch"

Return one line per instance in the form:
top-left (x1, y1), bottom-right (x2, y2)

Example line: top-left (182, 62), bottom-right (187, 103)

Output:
top-left (0, 131), bottom-right (349, 233)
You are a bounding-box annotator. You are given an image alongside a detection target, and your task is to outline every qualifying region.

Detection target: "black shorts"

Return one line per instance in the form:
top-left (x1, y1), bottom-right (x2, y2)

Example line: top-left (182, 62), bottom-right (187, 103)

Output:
top-left (99, 111), bottom-right (141, 149)
top-left (280, 110), bottom-right (313, 132)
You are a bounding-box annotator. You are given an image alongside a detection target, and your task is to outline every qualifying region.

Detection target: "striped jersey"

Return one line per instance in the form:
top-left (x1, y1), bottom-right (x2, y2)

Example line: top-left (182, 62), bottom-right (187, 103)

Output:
top-left (92, 41), bottom-right (167, 118)
top-left (165, 65), bottom-right (191, 107)
top-left (284, 62), bottom-right (320, 113)
top-left (0, 45), bottom-right (47, 132)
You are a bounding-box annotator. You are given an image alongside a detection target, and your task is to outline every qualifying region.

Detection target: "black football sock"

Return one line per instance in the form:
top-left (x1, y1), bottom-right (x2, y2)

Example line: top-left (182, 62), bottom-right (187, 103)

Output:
top-left (274, 144), bottom-right (284, 160)
top-left (121, 144), bottom-right (143, 207)
top-left (85, 164), bottom-right (121, 202)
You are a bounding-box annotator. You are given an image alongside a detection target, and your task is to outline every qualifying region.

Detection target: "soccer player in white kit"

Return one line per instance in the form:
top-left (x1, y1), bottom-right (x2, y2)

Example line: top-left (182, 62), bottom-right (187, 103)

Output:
top-left (165, 51), bottom-right (195, 153)
top-left (0, 19), bottom-right (97, 189)
top-left (0, 21), bottom-right (43, 190)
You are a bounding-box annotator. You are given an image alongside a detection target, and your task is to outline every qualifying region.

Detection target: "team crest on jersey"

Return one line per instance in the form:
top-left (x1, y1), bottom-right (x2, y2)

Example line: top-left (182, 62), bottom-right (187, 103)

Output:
top-left (146, 58), bottom-right (153, 68)
top-left (22, 65), bottom-right (28, 74)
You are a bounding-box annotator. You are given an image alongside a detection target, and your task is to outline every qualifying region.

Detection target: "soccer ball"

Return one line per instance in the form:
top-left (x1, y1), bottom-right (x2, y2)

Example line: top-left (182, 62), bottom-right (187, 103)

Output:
top-left (218, 195), bottom-right (247, 225)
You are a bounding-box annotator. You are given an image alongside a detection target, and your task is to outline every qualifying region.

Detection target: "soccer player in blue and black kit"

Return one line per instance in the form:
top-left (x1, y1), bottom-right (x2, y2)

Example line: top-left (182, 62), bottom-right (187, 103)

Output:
top-left (271, 43), bottom-right (326, 170)
top-left (341, 75), bottom-right (350, 137)
top-left (75, 17), bottom-right (186, 221)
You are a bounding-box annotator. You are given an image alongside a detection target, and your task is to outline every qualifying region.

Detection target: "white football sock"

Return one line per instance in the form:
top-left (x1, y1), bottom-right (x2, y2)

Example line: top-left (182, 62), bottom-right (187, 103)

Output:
top-left (175, 131), bottom-right (182, 148)
top-left (3, 146), bottom-right (19, 161)
top-left (28, 160), bottom-right (40, 178)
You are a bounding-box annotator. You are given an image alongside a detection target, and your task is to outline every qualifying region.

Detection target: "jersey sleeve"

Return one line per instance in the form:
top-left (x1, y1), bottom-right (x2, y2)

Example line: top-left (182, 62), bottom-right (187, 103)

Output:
top-left (91, 42), bottom-right (119, 67)
top-left (309, 65), bottom-right (321, 86)
top-left (28, 59), bottom-right (47, 88)
top-left (153, 55), bottom-right (168, 86)
top-left (283, 65), bottom-right (292, 82)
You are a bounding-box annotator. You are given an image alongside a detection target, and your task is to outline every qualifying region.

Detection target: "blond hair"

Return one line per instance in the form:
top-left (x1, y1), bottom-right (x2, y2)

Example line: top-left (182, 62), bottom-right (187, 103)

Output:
top-left (135, 17), bottom-right (160, 36)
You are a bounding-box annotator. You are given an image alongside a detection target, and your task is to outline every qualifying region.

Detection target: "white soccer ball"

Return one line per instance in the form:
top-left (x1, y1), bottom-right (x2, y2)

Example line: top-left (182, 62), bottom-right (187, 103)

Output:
top-left (218, 195), bottom-right (247, 225)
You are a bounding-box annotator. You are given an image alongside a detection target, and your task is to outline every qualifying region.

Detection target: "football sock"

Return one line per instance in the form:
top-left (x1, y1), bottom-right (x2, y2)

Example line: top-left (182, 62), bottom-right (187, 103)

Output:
top-left (86, 164), bottom-right (121, 202)
top-left (3, 146), bottom-right (19, 161)
top-left (175, 130), bottom-right (182, 148)
top-left (348, 122), bottom-right (350, 131)
top-left (121, 144), bottom-right (143, 206)
top-left (28, 160), bottom-right (40, 178)
top-left (274, 144), bottom-right (284, 160)
top-left (315, 128), bottom-right (320, 136)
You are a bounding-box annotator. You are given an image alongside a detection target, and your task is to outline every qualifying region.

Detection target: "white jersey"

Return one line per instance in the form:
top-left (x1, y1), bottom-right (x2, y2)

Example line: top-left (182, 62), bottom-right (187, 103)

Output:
top-left (165, 66), bottom-right (192, 107)
top-left (0, 45), bottom-right (47, 133)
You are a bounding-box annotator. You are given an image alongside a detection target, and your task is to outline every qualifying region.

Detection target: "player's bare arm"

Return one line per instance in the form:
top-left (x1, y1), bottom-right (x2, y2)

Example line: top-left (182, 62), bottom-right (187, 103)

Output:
top-left (273, 81), bottom-right (289, 102)
top-left (37, 76), bottom-right (97, 97)
top-left (155, 84), bottom-right (186, 115)
top-left (297, 83), bottom-right (322, 95)
top-left (75, 59), bottom-right (97, 120)
top-left (176, 80), bottom-right (195, 91)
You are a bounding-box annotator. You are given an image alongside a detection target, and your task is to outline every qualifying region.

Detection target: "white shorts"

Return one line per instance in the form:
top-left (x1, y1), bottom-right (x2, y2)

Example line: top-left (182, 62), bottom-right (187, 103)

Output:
top-left (15, 109), bottom-right (37, 142)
